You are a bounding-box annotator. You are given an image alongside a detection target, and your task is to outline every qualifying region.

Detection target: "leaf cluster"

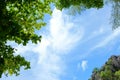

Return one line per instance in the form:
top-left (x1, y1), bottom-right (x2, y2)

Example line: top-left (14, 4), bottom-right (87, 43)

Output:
top-left (0, 42), bottom-right (30, 78)
top-left (0, 0), bottom-right (53, 77)
top-left (54, 0), bottom-right (104, 10)
top-left (0, 0), bottom-right (53, 45)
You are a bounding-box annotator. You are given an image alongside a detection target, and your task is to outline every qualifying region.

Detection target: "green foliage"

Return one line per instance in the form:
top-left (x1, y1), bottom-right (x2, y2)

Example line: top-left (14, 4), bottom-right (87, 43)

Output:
top-left (0, 0), bottom-right (53, 78)
top-left (89, 55), bottom-right (120, 80)
top-left (115, 70), bottom-right (120, 79)
top-left (54, 0), bottom-right (104, 10)
top-left (0, 0), bottom-right (53, 45)
top-left (100, 70), bottom-right (112, 80)
top-left (0, 42), bottom-right (30, 77)
top-left (93, 68), bottom-right (100, 73)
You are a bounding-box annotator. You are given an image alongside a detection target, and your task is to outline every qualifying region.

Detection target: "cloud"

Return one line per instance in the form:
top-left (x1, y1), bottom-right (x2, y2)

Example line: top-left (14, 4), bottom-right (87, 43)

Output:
top-left (77, 60), bottom-right (88, 71)
top-left (94, 27), bottom-right (120, 49)
top-left (31, 8), bottom-right (83, 80)
top-left (78, 28), bottom-right (120, 59)
top-left (81, 60), bottom-right (88, 71)
top-left (4, 8), bottom-right (83, 80)
top-left (49, 8), bottom-right (83, 53)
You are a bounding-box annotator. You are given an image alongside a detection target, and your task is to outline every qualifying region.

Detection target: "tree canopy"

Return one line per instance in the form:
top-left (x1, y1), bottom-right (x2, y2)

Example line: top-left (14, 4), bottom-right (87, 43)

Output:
top-left (54, 0), bottom-right (104, 15)
top-left (0, 0), bottom-right (53, 77)
top-left (55, 0), bottom-right (103, 10)
top-left (89, 55), bottom-right (120, 80)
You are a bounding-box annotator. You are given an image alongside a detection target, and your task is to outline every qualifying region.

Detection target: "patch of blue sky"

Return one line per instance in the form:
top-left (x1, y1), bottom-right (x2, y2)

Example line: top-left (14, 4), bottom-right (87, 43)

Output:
top-left (57, 4), bottom-right (120, 80)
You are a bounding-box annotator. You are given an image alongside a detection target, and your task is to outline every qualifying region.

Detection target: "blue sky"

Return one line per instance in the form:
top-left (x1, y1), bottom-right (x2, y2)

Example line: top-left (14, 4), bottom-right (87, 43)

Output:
top-left (2, 4), bottom-right (120, 80)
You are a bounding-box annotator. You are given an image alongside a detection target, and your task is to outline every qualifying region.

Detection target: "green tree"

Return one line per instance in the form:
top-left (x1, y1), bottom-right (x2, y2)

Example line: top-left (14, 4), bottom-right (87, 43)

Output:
top-left (89, 55), bottom-right (120, 80)
top-left (0, 0), bottom-right (53, 78)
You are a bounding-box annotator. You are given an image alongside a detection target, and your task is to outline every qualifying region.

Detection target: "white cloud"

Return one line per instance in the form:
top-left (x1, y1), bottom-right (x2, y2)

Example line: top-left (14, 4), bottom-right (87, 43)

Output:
top-left (78, 27), bottom-right (120, 60)
top-left (31, 8), bottom-right (83, 80)
top-left (49, 8), bottom-right (83, 53)
top-left (32, 8), bottom-right (84, 80)
top-left (94, 27), bottom-right (120, 48)
top-left (5, 8), bottom-right (83, 80)
top-left (81, 60), bottom-right (88, 71)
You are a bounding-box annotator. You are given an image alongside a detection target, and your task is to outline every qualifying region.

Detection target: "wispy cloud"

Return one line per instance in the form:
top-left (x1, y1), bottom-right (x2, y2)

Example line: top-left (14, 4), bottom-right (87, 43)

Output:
top-left (32, 8), bottom-right (83, 80)
top-left (94, 28), bottom-right (120, 48)
top-left (81, 60), bottom-right (88, 71)
top-left (5, 8), bottom-right (83, 80)
top-left (49, 8), bottom-right (83, 53)
top-left (78, 27), bottom-right (120, 61)
top-left (76, 60), bottom-right (88, 71)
